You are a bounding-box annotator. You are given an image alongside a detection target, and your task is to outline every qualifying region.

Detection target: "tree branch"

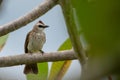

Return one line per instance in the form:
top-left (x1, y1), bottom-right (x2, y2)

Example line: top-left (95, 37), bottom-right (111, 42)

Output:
top-left (0, 50), bottom-right (77, 67)
top-left (0, 0), bottom-right (59, 37)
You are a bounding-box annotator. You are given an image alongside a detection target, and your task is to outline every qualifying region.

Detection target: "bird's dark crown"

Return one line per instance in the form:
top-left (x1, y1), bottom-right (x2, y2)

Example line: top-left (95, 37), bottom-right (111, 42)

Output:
top-left (39, 20), bottom-right (44, 25)
top-left (38, 20), bottom-right (49, 28)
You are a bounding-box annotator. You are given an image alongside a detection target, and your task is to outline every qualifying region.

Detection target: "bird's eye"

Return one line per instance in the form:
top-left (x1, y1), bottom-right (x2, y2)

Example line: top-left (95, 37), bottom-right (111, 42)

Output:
top-left (38, 25), bottom-right (43, 28)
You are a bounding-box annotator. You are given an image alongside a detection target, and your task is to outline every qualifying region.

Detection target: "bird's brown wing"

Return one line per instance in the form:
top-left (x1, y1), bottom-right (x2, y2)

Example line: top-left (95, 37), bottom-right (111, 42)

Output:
top-left (24, 31), bottom-right (31, 53)
top-left (24, 31), bottom-right (38, 74)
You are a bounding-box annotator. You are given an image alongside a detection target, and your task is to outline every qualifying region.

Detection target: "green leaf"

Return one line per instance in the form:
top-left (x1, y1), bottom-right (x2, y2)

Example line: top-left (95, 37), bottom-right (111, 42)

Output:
top-left (64, 0), bottom-right (120, 79)
top-left (0, 34), bottom-right (9, 51)
top-left (48, 38), bottom-right (72, 80)
top-left (58, 38), bottom-right (72, 51)
top-left (26, 63), bottom-right (48, 80)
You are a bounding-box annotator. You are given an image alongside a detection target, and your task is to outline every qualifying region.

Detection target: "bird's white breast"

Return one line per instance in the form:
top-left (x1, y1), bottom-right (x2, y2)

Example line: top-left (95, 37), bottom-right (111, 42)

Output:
top-left (27, 32), bottom-right (46, 53)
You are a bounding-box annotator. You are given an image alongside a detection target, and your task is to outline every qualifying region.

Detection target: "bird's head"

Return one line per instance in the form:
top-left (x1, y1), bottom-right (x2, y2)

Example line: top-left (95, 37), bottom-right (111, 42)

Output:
top-left (33, 20), bottom-right (49, 32)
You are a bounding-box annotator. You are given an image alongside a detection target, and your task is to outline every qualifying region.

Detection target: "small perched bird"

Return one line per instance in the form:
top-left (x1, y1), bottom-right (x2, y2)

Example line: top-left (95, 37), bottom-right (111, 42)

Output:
top-left (24, 20), bottom-right (48, 74)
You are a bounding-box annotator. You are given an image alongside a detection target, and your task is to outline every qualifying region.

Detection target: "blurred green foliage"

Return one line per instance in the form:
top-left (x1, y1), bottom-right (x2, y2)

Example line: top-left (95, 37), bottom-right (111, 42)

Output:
top-left (0, 34), bottom-right (8, 51)
top-left (48, 38), bottom-right (72, 80)
top-left (60, 0), bottom-right (120, 79)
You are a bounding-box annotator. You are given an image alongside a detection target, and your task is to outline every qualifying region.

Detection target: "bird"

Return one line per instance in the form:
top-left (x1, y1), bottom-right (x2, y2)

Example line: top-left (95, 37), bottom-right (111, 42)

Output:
top-left (23, 20), bottom-right (49, 74)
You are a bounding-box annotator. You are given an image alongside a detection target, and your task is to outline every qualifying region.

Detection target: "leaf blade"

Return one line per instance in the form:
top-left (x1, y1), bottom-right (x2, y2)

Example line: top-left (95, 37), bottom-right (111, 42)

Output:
top-left (48, 38), bottom-right (72, 80)
top-left (0, 34), bottom-right (9, 51)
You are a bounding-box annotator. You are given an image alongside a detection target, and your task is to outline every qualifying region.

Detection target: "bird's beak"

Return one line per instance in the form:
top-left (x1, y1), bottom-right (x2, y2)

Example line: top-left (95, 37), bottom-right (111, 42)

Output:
top-left (43, 25), bottom-right (49, 28)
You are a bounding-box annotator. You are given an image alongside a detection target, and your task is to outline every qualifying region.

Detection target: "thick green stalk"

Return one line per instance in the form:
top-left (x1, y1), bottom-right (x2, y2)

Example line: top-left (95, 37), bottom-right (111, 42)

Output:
top-left (59, 0), bottom-right (86, 65)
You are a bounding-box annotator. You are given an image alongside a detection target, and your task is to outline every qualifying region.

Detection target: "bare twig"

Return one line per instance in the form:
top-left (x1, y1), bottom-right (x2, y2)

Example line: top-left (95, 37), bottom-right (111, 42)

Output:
top-left (0, 0), bottom-right (58, 37)
top-left (0, 50), bottom-right (77, 67)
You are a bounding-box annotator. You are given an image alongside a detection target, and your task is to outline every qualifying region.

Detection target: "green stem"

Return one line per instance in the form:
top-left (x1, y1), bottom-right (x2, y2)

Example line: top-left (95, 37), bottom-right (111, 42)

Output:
top-left (59, 0), bottom-right (86, 65)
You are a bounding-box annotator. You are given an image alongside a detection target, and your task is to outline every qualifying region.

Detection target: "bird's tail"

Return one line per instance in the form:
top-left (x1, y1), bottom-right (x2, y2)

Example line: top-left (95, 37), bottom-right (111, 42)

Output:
top-left (24, 63), bottom-right (38, 74)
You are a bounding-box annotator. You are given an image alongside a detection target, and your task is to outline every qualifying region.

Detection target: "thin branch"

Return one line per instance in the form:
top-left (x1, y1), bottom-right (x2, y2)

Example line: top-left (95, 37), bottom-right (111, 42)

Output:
top-left (0, 0), bottom-right (59, 37)
top-left (0, 50), bottom-right (77, 67)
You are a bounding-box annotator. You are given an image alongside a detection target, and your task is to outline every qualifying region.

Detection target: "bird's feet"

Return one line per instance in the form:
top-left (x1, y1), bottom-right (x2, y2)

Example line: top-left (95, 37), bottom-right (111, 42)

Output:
top-left (39, 50), bottom-right (44, 55)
